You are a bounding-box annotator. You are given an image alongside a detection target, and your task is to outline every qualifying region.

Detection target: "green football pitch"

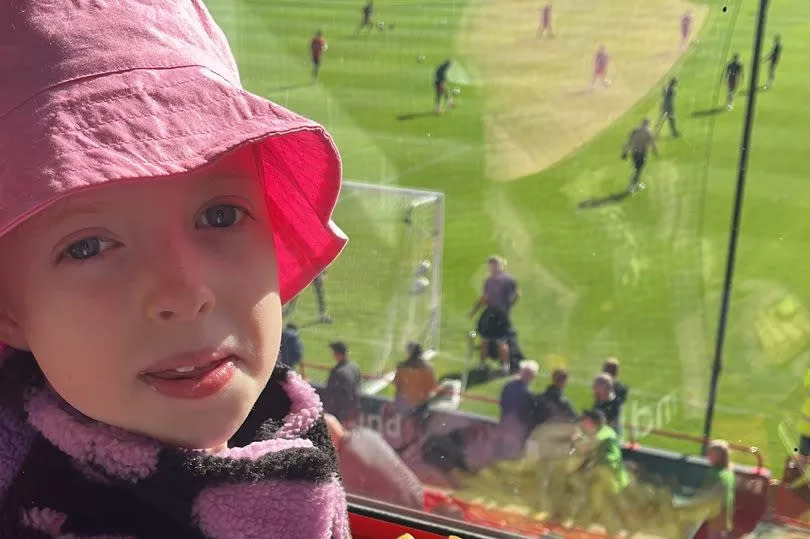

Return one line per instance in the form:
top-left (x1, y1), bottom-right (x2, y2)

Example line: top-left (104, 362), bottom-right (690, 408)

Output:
top-left (206, 0), bottom-right (810, 473)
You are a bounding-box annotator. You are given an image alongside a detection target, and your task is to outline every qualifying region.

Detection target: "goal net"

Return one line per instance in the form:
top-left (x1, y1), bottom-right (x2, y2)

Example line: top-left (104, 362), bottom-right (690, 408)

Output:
top-left (284, 181), bottom-right (445, 387)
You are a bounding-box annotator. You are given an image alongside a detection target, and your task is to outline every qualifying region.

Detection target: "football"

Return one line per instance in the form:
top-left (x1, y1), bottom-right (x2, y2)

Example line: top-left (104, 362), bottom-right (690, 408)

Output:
top-left (410, 276), bottom-right (430, 295)
top-left (415, 260), bottom-right (431, 277)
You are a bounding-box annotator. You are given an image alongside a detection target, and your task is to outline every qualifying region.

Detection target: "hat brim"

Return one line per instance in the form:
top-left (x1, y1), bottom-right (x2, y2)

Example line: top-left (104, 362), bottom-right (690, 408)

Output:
top-left (0, 66), bottom-right (347, 303)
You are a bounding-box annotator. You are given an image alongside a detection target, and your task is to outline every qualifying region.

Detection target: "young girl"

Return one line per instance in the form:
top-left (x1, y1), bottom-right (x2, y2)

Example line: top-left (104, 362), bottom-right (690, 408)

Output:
top-left (0, 1), bottom-right (349, 537)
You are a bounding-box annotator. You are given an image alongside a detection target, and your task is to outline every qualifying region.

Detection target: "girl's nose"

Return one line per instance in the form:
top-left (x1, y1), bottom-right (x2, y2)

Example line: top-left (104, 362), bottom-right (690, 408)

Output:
top-left (142, 237), bottom-right (216, 323)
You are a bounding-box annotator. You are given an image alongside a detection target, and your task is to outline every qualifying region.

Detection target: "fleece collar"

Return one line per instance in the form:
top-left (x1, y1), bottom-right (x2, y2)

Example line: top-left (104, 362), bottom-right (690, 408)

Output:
top-left (0, 351), bottom-right (349, 538)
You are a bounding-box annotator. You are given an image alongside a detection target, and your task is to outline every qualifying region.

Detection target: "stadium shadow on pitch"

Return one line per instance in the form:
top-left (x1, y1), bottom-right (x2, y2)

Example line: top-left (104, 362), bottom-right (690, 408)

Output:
top-left (397, 111), bottom-right (437, 120)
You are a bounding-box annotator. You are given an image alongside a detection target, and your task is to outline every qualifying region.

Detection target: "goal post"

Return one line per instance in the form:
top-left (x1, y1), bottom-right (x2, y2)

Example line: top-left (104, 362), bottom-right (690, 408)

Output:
top-left (340, 181), bottom-right (445, 356)
top-left (287, 180), bottom-right (445, 382)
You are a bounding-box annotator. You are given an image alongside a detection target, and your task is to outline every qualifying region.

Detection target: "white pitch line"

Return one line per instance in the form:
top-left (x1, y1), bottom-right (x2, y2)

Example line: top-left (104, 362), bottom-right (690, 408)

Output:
top-left (380, 145), bottom-right (476, 184)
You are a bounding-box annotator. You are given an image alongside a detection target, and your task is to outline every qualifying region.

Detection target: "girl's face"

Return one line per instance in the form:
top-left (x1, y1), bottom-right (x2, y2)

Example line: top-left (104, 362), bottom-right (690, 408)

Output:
top-left (0, 147), bottom-right (281, 450)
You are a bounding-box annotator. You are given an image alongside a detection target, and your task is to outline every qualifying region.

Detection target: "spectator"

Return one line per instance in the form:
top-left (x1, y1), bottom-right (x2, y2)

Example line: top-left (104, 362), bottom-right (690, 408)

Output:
top-left (500, 360), bottom-right (538, 422)
top-left (534, 368), bottom-right (578, 426)
top-left (393, 342), bottom-right (438, 413)
top-left (579, 409), bottom-right (629, 491)
top-left (603, 357), bottom-right (629, 404)
top-left (495, 360), bottom-right (539, 459)
top-left (469, 255), bottom-right (520, 374)
top-left (593, 373), bottom-right (623, 436)
top-left (324, 414), bottom-right (424, 510)
top-left (323, 341), bottom-right (362, 425)
top-left (703, 440), bottom-right (736, 538)
top-left (680, 440), bottom-right (736, 538)
top-left (278, 323), bottom-right (303, 370)
top-left (570, 409), bottom-right (630, 536)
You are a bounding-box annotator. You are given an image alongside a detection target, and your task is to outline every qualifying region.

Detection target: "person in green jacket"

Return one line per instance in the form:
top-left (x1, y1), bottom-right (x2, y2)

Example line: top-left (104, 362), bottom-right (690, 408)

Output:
top-left (569, 409), bottom-right (631, 535)
top-left (584, 409), bottom-right (629, 491)
top-left (676, 440), bottom-right (736, 537)
top-left (702, 440), bottom-right (736, 537)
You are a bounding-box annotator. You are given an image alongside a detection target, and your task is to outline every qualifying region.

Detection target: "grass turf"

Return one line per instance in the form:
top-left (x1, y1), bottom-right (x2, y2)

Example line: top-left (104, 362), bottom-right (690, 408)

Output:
top-left (206, 0), bottom-right (810, 473)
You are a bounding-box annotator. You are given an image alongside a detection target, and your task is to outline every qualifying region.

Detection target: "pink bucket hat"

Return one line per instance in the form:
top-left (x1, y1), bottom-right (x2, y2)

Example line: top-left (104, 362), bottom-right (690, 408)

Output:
top-left (0, 0), bottom-right (347, 304)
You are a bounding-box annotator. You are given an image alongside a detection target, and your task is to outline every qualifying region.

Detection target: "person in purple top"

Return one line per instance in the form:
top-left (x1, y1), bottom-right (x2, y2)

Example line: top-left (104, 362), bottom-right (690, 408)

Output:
top-left (469, 255), bottom-right (521, 373)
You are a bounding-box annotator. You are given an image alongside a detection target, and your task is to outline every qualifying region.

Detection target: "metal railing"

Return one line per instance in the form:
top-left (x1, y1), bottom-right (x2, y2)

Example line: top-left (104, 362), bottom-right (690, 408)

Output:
top-left (625, 425), bottom-right (764, 472)
top-left (298, 361), bottom-right (764, 471)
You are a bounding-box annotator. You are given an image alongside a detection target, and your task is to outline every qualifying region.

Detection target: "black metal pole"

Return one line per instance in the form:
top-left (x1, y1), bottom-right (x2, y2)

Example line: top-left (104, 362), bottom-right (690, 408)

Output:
top-left (702, 0), bottom-right (770, 455)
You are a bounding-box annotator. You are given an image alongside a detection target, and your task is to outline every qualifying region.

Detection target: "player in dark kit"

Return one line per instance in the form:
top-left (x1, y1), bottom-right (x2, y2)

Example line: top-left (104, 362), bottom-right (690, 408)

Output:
top-left (621, 118), bottom-right (658, 192)
top-left (764, 34), bottom-right (782, 90)
top-left (434, 59), bottom-right (453, 114)
top-left (656, 77), bottom-right (680, 138)
top-left (310, 31), bottom-right (327, 81)
top-left (578, 118), bottom-right (656, 208)
top-left (724, 53), bottom-right (744, 110)
top-left (357, 1), bottom-right (374, 34)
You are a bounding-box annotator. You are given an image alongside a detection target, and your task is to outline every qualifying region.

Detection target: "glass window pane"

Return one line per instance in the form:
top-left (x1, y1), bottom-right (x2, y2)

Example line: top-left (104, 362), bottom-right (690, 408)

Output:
top-left (206, 0), bottom-right (809, 535)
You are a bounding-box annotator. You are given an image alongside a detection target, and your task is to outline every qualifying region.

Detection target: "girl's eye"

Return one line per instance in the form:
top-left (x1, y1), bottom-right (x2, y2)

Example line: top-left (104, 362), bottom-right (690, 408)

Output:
top-left (61, 237), bottom-right (116, 262)
top-left (58, 205), bottom-right (247, 262)
top-left (198, 205), bottom-right (246, 228)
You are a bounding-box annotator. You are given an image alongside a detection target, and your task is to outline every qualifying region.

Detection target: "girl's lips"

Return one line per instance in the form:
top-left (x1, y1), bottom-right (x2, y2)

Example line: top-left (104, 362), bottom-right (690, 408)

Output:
top-left (146, 358), bottom-right (226, 380)
top-left (140, 356), bottom-right (237, 399)
top-left (142, 347), bottom-right (238, 374)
